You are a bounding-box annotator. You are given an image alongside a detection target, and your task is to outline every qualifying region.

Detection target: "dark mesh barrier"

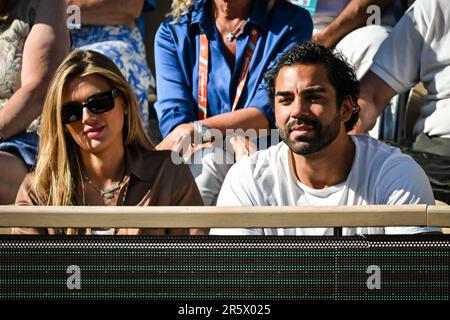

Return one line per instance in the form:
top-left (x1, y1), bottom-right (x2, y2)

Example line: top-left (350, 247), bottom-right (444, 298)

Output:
top-left (0, 235), bottom-right (449, 300)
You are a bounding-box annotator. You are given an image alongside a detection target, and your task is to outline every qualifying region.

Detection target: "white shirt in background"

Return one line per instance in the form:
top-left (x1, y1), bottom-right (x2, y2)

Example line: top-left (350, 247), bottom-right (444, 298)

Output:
top-left (370, 0), bottom-right (450, 138)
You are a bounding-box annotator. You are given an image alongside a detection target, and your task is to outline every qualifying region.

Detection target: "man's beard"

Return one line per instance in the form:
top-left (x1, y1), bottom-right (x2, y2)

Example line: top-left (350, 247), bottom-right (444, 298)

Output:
top-left (278, 114), bottom-right (341, 156)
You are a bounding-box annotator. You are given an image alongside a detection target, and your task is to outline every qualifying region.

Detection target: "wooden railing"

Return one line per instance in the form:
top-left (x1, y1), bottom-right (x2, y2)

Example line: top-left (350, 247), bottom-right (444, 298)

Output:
top-left (0, 205), bottom-right (449, 228)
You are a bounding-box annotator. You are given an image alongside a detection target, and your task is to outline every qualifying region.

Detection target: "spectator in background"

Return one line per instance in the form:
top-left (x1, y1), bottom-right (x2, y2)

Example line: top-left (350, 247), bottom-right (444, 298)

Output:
top-left (13, 50), bottom-right (203, 235)
top-left (356, 0), bottom-right (450, 155)
top-left (0, 0), bottom-right (69, 204)
top-left (290, 0), bottom-right (405, 138)
top-left (315, 0), bottom-right (402, 71)
top-left (67, 0), bottom-right (155, 133)
top-left (154, 0), bottom-right (312, 208)
top-left (210, 43), bottom-right (440, 236)
top-left (355, 0), bottom-right (450, 203)
top-left (300, 0), bottom-right (404, 78)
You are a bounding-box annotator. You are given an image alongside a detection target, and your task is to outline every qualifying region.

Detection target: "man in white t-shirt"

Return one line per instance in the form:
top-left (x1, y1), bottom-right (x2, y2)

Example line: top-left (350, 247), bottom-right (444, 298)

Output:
top-left (210, 43), bottom-right (439, 236)
top-left (356, 0), bottom-right (450, 157)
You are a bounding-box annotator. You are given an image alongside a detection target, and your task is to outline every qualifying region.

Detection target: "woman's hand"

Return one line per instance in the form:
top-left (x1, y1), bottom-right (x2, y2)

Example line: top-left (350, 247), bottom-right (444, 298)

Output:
top-left (229, 134), bottom-right (257, 161)
top-left (156, 122), bottom-right (195, 153)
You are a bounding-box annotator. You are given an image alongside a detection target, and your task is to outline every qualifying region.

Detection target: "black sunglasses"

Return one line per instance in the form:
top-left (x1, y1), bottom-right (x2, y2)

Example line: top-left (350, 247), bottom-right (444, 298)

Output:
top-left (62, 88), bottom-right (120, 124)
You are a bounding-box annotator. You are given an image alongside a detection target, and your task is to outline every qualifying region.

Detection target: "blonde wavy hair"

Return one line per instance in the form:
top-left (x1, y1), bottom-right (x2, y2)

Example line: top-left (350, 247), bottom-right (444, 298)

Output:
top-left (169, 0), bottom-right (276, 23)
top-left (33, 50), bottom-right (153, 233)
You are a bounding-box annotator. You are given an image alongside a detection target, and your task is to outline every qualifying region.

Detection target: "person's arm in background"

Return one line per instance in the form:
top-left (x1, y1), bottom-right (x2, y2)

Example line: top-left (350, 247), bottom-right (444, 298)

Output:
top-left (313, 0), bottom-right (395, 48)
top-left (352, 0), bottom-right (429, 134)
top-left (0, 0), bottom-right (69, 140)
top-left (351, 70), bottom-right (396, 134)
top-left (66, 0), bottom-right (144, 25)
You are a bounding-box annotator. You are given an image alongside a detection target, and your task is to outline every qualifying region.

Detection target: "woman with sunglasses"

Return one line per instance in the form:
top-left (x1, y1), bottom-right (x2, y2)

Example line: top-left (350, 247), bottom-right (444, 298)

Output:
top-left (13, 50), bottom-right (203, 235)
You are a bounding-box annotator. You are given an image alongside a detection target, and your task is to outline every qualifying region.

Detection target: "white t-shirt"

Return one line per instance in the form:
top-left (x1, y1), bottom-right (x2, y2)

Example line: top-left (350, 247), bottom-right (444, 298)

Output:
top-left (210, 136), bottom-right (439, 236)
top-left (370, 0), bottom-right (450, 138)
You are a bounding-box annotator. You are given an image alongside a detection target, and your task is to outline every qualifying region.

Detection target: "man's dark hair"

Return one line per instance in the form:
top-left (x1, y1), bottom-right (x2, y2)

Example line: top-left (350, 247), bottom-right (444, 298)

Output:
top-left (266, 42), bottom-right (360, 132)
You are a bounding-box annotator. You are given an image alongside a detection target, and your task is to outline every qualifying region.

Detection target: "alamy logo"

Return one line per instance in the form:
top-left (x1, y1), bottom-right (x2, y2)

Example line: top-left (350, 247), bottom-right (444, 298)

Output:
top-left (67, 5), bottom-right (81, 30)
top-left (366, 265), bottom-right (381, 290)
top-left (66, 265), bottom-right (81, 290)
top-left (366, 5), bottom-right (381, 26)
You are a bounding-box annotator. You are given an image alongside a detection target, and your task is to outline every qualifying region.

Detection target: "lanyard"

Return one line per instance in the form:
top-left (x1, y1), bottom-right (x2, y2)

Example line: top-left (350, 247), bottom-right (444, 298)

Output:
top-left (197, 26), bottom-right (260, 120)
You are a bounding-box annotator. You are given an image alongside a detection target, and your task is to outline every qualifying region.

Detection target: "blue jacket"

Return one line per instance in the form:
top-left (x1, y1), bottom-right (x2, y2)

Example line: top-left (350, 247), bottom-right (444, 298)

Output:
top-left (154, 0), bottom-right (312, 137)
